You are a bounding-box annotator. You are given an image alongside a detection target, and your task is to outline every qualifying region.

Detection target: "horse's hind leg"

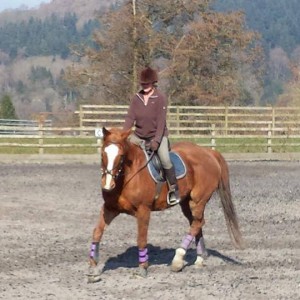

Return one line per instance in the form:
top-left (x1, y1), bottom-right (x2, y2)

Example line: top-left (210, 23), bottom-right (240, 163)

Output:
top-left (171, 198), bottom-right (192, 272)
top-left (171, 193), bottom-right (210, 272)
top-left (87, 204), bottom-right (119, 283)
top-left (194, 229), bottom-right (208, 268)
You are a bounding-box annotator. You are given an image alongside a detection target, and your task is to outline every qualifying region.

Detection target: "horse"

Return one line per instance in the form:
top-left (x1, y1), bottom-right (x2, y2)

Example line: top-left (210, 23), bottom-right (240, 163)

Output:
top-left (87, 127), bottom-right (243, 282)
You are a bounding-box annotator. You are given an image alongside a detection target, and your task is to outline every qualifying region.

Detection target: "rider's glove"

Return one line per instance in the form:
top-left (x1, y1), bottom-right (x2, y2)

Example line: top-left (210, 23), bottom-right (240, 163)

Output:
top-left (150, 140), bottom-right (159, 152)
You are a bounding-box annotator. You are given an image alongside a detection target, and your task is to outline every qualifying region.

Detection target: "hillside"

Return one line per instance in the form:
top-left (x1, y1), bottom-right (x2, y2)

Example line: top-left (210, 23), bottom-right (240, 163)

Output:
top-left (0, 0), bottom-right (120, 119)
top-left (214, 0), bottom-right (300, 53)
top-left (214, 0), bottom-right (300, 104)
top-left (0, 0), bottom-right (300, 119)
top-left (0, 0), bottom-right (118, 27)
top-left (1, 0), bottom-right (299, 55)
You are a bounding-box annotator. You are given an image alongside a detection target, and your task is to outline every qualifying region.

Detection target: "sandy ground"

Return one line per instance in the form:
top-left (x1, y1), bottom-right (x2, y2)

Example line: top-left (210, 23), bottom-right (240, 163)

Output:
top-left (0, 160), bottom-right (299, 300)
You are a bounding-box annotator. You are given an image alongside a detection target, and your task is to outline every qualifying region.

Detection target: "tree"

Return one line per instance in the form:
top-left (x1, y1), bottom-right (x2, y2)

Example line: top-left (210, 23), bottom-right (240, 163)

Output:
top-left (166, 11), bottom-right (264, 105)
top-left (268, 48), bottom-right (291, 82)
top-left (276, 50), bottom-right (300, 106)
top-left (0, 94), bottom-right (17, 119)
top-left (215, 0), bottom-right (300, 53)
top-left (66, 0), bottom-right (263, 106)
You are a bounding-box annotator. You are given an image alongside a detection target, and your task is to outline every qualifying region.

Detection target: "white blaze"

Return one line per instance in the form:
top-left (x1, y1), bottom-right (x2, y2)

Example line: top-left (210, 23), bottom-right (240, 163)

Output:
top-left (103, 144), bottom-right (119, 189)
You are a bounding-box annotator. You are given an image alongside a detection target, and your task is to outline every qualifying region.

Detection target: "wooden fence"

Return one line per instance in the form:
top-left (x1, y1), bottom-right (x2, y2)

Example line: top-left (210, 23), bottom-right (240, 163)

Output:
top-left (0, 118), bottom-right (52, 135)
top-left (1, 105), bottom-right (300, 154)
top-left (77, 104), bottom-right (300, 135)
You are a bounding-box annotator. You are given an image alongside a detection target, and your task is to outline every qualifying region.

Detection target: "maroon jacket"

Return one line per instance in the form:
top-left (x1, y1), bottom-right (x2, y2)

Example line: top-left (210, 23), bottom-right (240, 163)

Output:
top-left (123, 89), bottom-right (169, 143)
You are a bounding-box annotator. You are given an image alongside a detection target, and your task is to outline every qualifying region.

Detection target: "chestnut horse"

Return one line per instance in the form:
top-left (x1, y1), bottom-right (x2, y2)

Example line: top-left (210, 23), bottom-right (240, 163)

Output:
top-left (87, 127), bottom-right (243, 282)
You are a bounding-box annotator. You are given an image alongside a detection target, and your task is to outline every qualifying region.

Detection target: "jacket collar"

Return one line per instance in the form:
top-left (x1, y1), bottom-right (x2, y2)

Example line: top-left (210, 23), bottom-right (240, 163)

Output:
top-left (137, 89), bottom-right (158, 98)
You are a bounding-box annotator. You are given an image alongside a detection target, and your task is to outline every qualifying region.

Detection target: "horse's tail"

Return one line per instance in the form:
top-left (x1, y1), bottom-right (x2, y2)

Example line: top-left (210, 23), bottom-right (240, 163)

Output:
top-left (214, 151), bottom-right (244, 249)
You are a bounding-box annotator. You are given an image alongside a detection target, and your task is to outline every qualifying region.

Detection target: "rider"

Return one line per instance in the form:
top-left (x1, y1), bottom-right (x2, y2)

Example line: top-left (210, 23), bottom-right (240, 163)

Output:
top-left (122, 66), bottom-right (180, 206)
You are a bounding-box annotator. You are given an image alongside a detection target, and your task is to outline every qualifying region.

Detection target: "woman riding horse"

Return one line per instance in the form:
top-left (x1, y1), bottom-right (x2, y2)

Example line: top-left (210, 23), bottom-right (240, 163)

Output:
top-left (123, 66), bottom-right (180, 206)
top-left (87, 126), bottom-right (243, 282)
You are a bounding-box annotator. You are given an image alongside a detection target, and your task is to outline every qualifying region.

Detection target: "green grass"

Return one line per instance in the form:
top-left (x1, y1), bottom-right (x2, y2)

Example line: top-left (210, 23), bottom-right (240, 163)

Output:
top-left (271, 138), bottom-right (300, 152)
top-left (44, 137), bottom-right (98, 154)
top-left (170, 137), bottom-right (300, 153)
top-left (1, 136), bottom-right (300, 154)
top-left (0, 137), bottom-right (99, 154)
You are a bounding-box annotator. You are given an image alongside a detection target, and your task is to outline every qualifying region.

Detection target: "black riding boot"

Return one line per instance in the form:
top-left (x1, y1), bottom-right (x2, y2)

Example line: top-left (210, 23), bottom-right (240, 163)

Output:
top-left (164, 166), bottom-right (181, 206)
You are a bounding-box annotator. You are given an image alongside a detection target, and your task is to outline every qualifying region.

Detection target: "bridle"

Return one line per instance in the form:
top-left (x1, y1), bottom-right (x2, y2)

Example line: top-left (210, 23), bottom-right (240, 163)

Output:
top-left (101, 140), bottom-right (155, 186)
top-left (101, 155), bottom-right (124, 180)
top-left (101, 142), bottom-right (125, 180)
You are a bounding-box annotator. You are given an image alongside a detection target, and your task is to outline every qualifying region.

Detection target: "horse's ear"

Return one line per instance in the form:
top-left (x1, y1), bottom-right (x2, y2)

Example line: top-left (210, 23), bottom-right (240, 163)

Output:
top-left (102, 127), bottom-right (110, 138)
top-left (122, 129), bottom-right (132, 140)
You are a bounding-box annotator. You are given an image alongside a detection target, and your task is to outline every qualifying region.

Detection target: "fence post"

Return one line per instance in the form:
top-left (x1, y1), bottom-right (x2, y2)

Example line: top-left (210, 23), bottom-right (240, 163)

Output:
top-left (97, 138), bottom-right (102, 154)
top-left (272, 107), bottom-right (275, 135)
top-left (79, 105), bottom-right (83, 136)
top-left (267, 123), bottom-right (272, 153)
top-left (176, 106), bottom-right (180, 135)
top-left (211, 124), bottom-right (216, 150)
top-left (38, 119), bottom-right (44, 155)
top-left (225, 106), bottom-right (228, 136)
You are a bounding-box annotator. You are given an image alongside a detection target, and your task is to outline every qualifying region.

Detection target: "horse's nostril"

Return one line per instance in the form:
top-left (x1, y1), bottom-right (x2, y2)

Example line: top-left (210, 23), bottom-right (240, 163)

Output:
top-left (102, 176), bottom-right (116, 191)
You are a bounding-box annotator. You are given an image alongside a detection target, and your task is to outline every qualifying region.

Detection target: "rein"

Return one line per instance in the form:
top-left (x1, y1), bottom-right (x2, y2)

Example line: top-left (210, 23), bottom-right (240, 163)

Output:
top-left (123, 151), bottom-right (155, 187)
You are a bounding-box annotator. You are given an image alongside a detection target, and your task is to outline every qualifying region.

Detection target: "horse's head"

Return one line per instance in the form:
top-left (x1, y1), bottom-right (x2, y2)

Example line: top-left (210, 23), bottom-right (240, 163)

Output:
top-left (101, 127), bottom-right (131, 191)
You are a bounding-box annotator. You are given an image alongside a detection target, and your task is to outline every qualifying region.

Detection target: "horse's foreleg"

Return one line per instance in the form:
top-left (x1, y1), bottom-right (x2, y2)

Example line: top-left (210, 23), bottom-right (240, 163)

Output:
top-left (136, 205), bottom-right (151, 277)
top-left (87, 204), bottom-right (119, 283)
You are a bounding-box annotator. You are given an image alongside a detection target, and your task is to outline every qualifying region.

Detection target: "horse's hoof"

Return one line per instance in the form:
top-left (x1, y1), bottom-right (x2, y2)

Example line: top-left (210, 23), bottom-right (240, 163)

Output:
top-left (86, 266), bottom-right (102, 283)
top-left (194, 255), bottom-right (205, 269)
top-left (171, 260), bottom-right (187, 272)
top-left (87, 274), bottom-right (102, 283)
top-left (171, 248), bottom-right (186, 272)
top-left (132, 265), bottom-right (148, 278)
top-left (138, 266), bottom-right (148, 278)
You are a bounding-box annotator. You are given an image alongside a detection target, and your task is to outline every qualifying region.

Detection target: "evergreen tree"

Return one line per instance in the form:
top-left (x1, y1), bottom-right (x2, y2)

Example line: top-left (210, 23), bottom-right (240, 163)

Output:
top-left (0, 95), bottom-right (17, 119)
top-left (0, 13), bottom-right (99, 58)
top-left (214, 0), bottom-right (300, 53)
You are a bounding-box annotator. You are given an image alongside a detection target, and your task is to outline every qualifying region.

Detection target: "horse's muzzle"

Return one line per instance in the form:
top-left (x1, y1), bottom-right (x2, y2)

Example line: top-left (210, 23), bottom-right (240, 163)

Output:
top-left (101, 175), bottom-right (116, 191)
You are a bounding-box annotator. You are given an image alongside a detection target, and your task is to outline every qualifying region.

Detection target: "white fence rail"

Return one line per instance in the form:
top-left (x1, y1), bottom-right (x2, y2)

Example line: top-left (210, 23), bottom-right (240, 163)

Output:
top-left (1, 105), bottom-right (300, 154)
top-left (0, 119), bottom-right (52, 135)
top-left (76, 105), bottom-right (300, 137)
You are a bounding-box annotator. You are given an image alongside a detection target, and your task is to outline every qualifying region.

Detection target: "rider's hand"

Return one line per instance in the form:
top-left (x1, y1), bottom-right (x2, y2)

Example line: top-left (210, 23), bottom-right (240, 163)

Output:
top-left (150, 140), bottom-right (159, 152)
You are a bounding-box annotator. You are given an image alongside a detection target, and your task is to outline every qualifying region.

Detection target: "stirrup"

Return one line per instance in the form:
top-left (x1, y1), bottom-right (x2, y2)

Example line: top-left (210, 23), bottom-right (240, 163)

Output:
top-left (167, 188), bottom-right (180, 206)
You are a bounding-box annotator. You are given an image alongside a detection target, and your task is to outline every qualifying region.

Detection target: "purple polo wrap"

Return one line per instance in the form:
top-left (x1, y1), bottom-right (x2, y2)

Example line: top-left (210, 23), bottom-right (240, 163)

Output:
top-left (139, 248), bottom-right (148, 264)
top-left (181, 234), bottom-right (194, 250)
top-left (196, 237), bottom-right (206, 255)
top-left (90, 242), bottom-right (99, 260)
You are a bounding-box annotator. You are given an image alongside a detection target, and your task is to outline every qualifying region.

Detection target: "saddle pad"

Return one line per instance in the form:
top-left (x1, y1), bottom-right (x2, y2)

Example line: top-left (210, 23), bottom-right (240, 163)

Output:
top-left (145, 151), bottom-right (187, 183)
